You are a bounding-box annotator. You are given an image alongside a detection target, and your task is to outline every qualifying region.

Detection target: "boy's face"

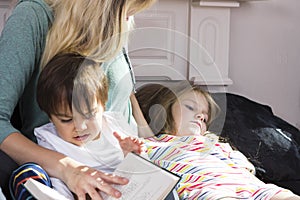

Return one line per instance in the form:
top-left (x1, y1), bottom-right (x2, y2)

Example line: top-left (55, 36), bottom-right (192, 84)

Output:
top-left (171, 91), bottom-right (209, 136)
top-left (50, 99), bottom-right (104, 146)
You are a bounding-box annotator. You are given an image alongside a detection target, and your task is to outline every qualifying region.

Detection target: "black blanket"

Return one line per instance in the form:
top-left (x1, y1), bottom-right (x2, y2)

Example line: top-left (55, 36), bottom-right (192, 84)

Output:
top-left (211, 93), bottom-right (300, 195)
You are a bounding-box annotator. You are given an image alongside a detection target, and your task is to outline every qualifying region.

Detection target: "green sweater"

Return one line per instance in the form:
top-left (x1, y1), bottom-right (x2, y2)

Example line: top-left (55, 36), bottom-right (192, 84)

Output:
top-left (0, 0), bottom-right (53, 143)
top-left (0, 0), bottom-right (136, 144)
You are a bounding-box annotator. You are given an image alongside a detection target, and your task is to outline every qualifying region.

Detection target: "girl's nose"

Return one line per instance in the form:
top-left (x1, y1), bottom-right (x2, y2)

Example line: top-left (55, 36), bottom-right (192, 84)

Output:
top-left (195, 113), bottom-right (205, 121)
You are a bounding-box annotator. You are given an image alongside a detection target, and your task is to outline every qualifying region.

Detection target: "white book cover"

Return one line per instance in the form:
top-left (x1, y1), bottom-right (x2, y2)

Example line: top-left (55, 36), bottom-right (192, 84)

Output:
top-left (24, 178), bottom-right (69, 200)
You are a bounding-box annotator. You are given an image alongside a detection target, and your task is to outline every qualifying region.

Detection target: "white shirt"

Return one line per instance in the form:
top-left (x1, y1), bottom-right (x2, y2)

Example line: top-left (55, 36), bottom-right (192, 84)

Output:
top-left (34, 112), bottom-right (138, 199)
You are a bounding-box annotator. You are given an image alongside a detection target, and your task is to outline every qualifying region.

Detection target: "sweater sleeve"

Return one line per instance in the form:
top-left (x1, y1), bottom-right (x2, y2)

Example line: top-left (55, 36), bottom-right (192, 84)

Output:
top-left (0, 0), bottom-right (52, 143)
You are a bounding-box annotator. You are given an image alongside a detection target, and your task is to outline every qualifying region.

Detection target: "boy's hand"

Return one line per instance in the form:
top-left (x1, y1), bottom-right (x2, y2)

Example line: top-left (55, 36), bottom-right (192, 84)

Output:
top-left (113, 132), bottom-right (145, 156)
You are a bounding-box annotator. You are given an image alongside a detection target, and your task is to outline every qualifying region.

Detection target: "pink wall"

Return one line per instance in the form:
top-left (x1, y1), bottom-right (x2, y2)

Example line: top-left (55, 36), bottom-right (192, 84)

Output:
top-left (228, 0), bottom-right (300, 129)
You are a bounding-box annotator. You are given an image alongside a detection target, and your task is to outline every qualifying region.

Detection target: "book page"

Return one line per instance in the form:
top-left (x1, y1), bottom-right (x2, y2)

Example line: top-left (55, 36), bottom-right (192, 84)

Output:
top-left (103, 153), bottom-right (180, 200)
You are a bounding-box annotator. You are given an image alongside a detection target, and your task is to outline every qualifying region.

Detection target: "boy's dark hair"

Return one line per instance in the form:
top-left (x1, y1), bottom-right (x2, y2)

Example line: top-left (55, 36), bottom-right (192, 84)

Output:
top-left (37, 53), bottom-right (108, 117)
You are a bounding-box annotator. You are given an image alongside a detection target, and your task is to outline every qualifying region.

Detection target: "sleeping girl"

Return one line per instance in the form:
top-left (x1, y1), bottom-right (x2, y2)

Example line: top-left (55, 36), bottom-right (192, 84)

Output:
top-left (135, 82), bottom-right (300, 200)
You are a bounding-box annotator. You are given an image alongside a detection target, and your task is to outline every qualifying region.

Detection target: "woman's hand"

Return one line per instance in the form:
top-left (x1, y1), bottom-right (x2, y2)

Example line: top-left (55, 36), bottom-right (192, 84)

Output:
top-left (113, 131), bottom-right (145, 156)
top-left (61, 158), bottom-right (129, 200)
top-left (2, 133), bottom-right (128, 200)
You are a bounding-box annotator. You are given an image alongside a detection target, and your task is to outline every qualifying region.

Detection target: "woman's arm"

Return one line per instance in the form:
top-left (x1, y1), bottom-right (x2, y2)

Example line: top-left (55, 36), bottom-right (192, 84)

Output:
top-left (0, 1), bottom-right (51, 143)
top-left (0, 133), bottom-right (128, 200)
top-left (130, 93), bottom-right (154, 138)
top-left (1, 2), bottom-right (129, 199)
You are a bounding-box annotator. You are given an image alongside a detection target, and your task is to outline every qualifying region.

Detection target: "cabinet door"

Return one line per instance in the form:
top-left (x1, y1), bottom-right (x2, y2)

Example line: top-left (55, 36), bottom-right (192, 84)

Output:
top-left (128, 0), bottom-right (189, 81)
top-left (189, 3), bottom-right (234, 88)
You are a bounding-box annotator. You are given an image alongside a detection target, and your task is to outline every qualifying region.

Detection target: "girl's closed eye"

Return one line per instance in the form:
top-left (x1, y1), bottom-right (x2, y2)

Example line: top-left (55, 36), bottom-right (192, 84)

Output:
top-left (184, 104), bottom-right (195, 111)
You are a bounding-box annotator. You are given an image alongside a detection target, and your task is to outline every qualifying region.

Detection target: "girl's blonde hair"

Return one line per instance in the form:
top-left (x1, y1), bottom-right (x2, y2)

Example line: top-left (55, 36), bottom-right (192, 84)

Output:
top-left (41, 0), bottom-right (156, 68)
top-left (136, 81), bottom-right (221, 135)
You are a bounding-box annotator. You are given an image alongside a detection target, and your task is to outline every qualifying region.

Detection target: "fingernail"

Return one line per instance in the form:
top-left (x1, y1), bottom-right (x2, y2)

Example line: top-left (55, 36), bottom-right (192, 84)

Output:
top-left (122, 177), bottom-right (129, 183)
top-left (115, 191), bottom-right (121, 197)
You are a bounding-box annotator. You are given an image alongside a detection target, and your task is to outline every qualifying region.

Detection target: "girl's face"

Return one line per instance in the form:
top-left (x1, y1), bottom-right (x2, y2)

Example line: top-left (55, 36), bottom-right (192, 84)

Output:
top-left (171, 91), bottom-right (209, 136)
top-left (50, 99), bottom-right (104, 146)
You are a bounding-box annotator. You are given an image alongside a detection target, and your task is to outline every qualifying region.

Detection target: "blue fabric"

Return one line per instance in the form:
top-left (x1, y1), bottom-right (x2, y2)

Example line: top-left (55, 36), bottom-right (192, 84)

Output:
top-left (9, 163), bottom-right (52, 200)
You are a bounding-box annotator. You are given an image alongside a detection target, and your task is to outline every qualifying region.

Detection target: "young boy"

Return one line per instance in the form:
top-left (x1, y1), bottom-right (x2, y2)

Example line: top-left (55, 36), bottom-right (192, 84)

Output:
top-left (35, 53), bottom-right (143, 199)
top-left (136, 83), bottom-right (300, 200)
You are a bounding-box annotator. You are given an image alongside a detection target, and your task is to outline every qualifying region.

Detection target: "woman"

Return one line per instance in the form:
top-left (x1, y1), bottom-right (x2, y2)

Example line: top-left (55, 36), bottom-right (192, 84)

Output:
top-left (0, 0), bottom-right (155, 199)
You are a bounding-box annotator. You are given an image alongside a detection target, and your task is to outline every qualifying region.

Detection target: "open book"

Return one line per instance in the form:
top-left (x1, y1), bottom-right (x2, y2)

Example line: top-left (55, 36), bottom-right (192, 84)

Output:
top-left (24, 153), bottom-right (180, 200)
top-left (103, 152), bottom-right (180, 200)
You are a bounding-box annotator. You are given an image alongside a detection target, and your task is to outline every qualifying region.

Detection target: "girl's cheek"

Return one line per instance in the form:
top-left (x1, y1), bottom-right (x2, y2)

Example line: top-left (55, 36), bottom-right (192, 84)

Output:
top-left (203, 125), bottom-right (208, 132)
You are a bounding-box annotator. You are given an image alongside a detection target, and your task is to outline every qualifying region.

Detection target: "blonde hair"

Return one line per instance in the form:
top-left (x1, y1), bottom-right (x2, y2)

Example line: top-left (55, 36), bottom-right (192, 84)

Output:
top-left (41, 0), bottom-right (156, 68)
top-left (136, 82), bottom-right (221, 135)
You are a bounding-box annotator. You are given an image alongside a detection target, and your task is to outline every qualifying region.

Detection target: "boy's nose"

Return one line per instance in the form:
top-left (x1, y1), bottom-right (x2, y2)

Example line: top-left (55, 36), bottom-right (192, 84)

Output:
top-left (73, 119), bottom-right (87, 132)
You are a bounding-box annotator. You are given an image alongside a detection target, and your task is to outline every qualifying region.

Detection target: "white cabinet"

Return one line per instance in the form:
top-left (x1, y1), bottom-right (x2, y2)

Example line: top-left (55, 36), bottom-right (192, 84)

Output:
top-left (189, 1), bottom-right (238, 87)
top-left (129, 0), bottom-right (247, 90)
top-left (128, 0), bottom-right (189, 81)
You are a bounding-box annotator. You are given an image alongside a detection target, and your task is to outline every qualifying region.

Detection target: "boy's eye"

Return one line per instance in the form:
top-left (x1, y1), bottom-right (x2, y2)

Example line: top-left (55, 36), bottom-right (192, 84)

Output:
top-left (84, 111), bottom-right (97, 120)
top-left (84, 114), bottom-right (93, 120)
top-left (60, 118), bottom-right (72, 123)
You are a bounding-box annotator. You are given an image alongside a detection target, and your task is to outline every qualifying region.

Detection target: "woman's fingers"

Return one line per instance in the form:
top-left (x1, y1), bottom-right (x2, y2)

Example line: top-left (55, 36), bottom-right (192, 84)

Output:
top-left (66, 165), bottom-right (128, 200)
top-left (87, 172), bottom-right (128, 199)
top-left (97, 171), bottom-right (129, 185)
top-left (76, 191), bottom-right (91, 200)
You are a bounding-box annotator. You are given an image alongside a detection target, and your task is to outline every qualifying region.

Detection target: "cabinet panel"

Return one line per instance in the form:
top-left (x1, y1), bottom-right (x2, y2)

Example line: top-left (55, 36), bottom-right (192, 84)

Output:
top-left (128, 0), bottom-right (189, 81)
top-left (189, 6), bottom-right (233, 87)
